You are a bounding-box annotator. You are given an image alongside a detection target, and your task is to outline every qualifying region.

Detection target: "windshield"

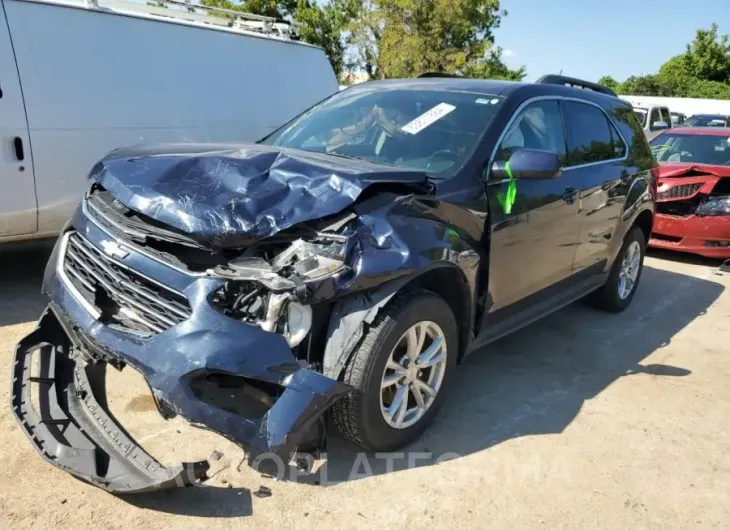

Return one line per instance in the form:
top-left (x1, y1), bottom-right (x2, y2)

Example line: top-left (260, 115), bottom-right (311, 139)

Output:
top-left (634, 108), bottom-right (647, 126)
top-left (684, 115), bottom-right (728, 127)
top-left (261, 86), bottom-right (504, 176)
top-left (650, 133), bottom-right (730, 166)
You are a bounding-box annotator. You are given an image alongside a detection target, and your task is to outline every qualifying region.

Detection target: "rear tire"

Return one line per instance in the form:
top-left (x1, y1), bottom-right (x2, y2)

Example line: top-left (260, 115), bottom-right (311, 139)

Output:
top-left (330, 289), bottom-right (458, 452)
top-left (589, 226), bottom-right (646, 312)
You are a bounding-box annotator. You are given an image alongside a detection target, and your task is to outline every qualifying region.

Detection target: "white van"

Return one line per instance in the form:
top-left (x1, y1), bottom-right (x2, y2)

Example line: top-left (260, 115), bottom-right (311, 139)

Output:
top-left (0, 0), bottom-right (338, 244)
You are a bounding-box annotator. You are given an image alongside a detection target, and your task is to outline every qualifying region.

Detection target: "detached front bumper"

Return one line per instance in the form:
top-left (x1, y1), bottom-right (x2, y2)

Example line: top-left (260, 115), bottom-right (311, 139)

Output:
top-left (10, 209), bottom-right (350, 494)
top-left (650, 214), bottom-right (730, 258)
top-left (11, 306), bottom-right (349, 493)
top-left (11, 308), bottom-right (209, 492)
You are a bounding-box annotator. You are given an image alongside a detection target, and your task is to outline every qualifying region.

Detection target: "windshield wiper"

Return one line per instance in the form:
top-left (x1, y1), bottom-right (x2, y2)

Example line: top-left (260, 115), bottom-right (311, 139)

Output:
top-left (323, 151), bottom-right (367, 162)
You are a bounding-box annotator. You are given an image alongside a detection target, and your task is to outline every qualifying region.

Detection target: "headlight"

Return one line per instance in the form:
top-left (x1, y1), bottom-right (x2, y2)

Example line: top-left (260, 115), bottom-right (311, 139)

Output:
top-left (696, 195), bottom-right (730, 216)
top-left (272, 238), bottom-right (347, 279)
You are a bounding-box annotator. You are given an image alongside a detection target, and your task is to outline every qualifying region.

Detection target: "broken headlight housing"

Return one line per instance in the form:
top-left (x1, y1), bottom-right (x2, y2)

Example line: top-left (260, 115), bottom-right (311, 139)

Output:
top-left (696, 195), bottom-right (730, 216)
top-left (209, 236), bottom-right (349, 348)
top-left (271, 238), bottom-right (347, 279)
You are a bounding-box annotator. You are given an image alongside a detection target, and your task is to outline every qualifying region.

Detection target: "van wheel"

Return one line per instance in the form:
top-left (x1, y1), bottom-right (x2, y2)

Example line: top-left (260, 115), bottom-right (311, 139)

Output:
top-left (330, 290), bottom-right (458, 451)
top-left (589, 226), bottom-right (646, 312)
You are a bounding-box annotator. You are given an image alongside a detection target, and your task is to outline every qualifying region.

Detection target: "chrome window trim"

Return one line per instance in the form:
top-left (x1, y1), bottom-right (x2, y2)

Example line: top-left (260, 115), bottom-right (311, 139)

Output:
top-left (487, 95), bottom-right (630, 178)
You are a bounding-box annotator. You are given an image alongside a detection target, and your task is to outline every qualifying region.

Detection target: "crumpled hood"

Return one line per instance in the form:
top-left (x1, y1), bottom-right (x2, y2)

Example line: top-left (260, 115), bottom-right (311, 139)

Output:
top-left (89, 143), bottom-right (430, 247)
top-left (657, 162), bottom-right (730, 179)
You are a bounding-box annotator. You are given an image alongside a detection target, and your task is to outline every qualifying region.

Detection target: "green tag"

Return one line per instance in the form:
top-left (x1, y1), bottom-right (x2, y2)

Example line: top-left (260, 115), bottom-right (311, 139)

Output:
top-left (496, 161), bottom-right (517, 214)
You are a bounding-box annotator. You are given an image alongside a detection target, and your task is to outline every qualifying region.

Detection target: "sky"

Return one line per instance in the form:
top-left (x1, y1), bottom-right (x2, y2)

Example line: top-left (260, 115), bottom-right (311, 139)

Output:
top-left (494, 0), bottom-right (730, 82)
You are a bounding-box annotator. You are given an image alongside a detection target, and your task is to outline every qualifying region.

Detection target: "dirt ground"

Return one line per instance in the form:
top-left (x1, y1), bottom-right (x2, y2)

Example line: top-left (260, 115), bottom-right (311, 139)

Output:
top-left (1, 242), bottom-right (729, 529)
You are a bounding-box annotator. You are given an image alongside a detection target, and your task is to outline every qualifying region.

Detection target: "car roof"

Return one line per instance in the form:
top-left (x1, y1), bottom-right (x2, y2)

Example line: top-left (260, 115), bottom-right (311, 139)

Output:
top-left (351, 77), bottom-right (629, 109)
top-left (689, 114), bottom-right (728, 119)
top-left (661, 127), bottom-right (730, 136)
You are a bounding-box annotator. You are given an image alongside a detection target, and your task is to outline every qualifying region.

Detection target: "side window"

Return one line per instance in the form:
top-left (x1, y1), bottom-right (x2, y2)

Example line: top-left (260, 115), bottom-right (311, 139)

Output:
top-left (495, 100), bottom-right (567, 164)
top-left (607, 114), bottom-right (627, 158)
top-left (562, 101), bottom-right (615, 166)
top-left (660, 108), bottom-right (672, 126)
top-left (649, 107), bottom-right (661, 128)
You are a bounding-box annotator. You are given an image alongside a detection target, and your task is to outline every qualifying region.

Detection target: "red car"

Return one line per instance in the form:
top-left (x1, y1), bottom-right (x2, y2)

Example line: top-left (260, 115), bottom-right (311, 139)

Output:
top-left (648, 127), bottom-right (730, 258)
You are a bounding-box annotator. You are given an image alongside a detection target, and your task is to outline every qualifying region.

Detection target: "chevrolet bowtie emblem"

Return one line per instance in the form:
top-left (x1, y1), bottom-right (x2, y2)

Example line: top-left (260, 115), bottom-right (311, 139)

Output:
top-left (100, 240), bottom-right (129, 260)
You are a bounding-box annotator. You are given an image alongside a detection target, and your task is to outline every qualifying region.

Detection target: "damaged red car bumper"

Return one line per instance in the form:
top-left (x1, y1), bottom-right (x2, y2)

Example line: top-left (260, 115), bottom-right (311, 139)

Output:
top-left (651, 214), bottom-right (730, 258)
top-left (649, 164), bottom-right (730, 259)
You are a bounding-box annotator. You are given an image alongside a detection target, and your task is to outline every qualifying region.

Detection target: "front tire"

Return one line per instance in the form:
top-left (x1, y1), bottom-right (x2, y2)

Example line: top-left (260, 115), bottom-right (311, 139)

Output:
top-left (589, 226), bottom-right (646, 312)
top-left (330, 289), bottom-right (458, 451)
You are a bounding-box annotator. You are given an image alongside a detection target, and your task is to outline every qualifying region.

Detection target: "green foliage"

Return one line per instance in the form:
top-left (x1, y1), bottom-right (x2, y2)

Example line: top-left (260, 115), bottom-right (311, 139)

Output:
top-left (342, 0), bottom-right (525, 80)
top-left (597, 76), bottom-right (620, 93)
top-left (198, 0), bottom-right (522, 82)
top-left (599, 24), bottom-right (730, 99)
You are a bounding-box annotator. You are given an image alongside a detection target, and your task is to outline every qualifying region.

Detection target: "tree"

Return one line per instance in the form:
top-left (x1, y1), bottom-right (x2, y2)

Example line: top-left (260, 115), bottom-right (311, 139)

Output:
top-left (342, 0), bottom-right (525, 80)
top-left (598, 24), bottom-right (730, 99)
top-left (683, 23), bottom-right (730, 83)
top-left (597, 76), bottom-right (620, 93)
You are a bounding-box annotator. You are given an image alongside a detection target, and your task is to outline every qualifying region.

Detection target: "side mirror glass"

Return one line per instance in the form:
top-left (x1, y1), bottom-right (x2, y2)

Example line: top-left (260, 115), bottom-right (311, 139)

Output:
top-left (652, 120), bottom-right (669, 130)
top-left (491, 148), bottom-right (562, 180)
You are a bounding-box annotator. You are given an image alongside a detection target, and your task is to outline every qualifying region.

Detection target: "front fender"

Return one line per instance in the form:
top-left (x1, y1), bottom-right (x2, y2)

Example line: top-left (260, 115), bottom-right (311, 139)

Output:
top-left (320, 194), bottom-right (484, 379)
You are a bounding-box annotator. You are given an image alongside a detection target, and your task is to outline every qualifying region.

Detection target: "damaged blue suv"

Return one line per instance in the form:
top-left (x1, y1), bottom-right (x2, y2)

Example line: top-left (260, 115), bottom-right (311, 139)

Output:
top-left (12, 75), bottom-right (656, 493)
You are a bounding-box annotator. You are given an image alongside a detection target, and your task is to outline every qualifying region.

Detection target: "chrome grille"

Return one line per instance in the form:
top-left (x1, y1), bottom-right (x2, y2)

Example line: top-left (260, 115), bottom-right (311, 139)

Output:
top-left (657, 183), bottom-right (702, 201)
top-left (61, 232), bottom-right (192, 335)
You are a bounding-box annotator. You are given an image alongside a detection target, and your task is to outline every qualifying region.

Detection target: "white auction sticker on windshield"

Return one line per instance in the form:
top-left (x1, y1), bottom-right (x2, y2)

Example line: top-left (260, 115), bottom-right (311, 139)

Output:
top-left (401, 103), bottom-right (456, 134)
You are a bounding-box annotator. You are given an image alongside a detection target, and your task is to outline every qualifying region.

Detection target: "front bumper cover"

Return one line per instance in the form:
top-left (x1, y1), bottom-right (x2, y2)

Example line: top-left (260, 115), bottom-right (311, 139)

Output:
top-left (11, 305), bottom-right (350, 494)
top-left (650, 213), bottom-right (730, 258)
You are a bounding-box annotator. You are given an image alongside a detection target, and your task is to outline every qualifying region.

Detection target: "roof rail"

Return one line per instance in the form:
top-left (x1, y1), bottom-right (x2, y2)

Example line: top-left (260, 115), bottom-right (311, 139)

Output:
top-left (536, 74), bottom-right (617, 97)
top-left (78, 0), bottom-right (299, 40)
top-left (417, 72), bottom-right (461, 78)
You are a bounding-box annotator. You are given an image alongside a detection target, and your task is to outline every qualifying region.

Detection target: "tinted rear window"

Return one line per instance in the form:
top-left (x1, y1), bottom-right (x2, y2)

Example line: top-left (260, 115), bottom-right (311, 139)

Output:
top-left (562, 101), bottom-right (616, 166)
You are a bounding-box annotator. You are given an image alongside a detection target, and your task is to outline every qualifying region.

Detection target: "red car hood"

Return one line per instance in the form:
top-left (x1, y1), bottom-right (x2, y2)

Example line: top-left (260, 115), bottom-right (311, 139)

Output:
top-left (657, 162), bottom-right (730, 179)
top-left (655, 162), bottom-right (730, 202)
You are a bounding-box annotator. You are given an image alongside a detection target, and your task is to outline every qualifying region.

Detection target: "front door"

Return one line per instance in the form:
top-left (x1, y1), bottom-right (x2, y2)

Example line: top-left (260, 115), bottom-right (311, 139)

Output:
top-left (0, 5), bottom-right (36, 237)
top-left (483, 99), bottom-right (581, 314)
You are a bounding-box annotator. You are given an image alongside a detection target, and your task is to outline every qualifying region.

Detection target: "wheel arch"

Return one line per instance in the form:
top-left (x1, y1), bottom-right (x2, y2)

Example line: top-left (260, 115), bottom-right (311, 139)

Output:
top-left (321, 262), bottom-right (474, 380)
top-left (632, 208), bottom-right (654, 244)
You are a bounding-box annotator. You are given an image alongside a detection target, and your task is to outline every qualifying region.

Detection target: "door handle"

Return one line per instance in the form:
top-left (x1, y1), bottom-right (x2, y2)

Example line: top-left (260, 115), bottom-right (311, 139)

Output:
top-left (13, 137), bottom-right (24, 161)
top-left (562, 187), bottom-right (578, 203)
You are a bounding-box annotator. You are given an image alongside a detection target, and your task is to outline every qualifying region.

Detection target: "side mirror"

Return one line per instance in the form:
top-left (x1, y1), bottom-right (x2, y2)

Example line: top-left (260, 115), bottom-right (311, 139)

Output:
top-left (652, 120), bottom-right (670, 130)
top-left (491, 148), bottom-right (562, 180)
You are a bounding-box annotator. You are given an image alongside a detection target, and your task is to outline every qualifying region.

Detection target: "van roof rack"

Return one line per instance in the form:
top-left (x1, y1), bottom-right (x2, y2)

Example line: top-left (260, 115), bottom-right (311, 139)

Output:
top-left (536, 74), bottom-right (617, 97)
top-left (76, 0), bottom-right (299, 40)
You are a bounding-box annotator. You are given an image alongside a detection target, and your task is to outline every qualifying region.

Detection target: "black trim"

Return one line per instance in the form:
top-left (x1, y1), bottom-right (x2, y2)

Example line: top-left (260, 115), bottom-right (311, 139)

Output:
top-left (536, 75), bottom-right (617, 97)
top-left (470, 260), bottom-right (608, 351)
top-left (417, 72), bottom-right (462, 78)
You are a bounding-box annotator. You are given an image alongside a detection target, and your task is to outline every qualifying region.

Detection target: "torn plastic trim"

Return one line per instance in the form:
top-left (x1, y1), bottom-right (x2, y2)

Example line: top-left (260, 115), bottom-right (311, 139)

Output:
top-left (13, 304), bottom-right (352, 493)
top-left (10, 307), bottom-right (208, 494)
top-left (322, 277), bottom-right (409, 379)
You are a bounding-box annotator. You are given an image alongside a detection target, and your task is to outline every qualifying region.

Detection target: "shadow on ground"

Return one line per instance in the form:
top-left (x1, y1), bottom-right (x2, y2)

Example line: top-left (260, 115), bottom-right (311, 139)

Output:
top-left (288, 263), bottom-right (724, 486)
top-left (1, 246), bottom-right (724, 516)
top-left (0, 242), bottom-right (54, 327)
top-left (122, 486), bottom-right (253, 517)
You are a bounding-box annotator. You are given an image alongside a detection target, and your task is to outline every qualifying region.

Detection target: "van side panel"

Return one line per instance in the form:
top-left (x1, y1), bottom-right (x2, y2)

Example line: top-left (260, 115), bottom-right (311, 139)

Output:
top-left (4, 0), bottom-right (338, 234)
top-left (0, 0), bottom-right (37, 237)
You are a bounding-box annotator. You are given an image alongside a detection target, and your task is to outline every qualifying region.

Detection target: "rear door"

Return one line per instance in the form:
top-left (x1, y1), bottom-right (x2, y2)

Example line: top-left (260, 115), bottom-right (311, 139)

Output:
top-left (0, 4), bottom-right (36, 237)
top-left (561, 100), bottom-right (628, 275)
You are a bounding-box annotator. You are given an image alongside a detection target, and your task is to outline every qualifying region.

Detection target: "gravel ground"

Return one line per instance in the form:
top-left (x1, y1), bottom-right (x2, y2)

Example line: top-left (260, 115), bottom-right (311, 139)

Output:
top-left (1, 243), bottom-right (729, 529)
